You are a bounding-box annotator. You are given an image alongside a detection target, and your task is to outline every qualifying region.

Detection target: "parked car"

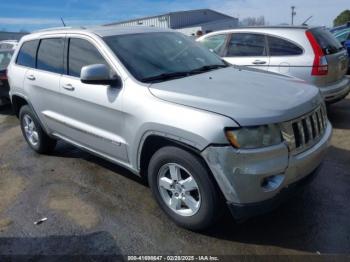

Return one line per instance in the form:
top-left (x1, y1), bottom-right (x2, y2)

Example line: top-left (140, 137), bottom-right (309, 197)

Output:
top-left (332, 27), bottom-right (350, 44)
top-left (332, 28), bottom-right (350, 73)
top-left (198, 26), bottom-right (350, 104)
top-left (0, 40), bottom-right (18, 50)
top-left (0, 49), bottom-right (14, 105)
top-left (7, 26), bottom-right (332, 230)
top-left (330, 21), bottom-right (350, 35)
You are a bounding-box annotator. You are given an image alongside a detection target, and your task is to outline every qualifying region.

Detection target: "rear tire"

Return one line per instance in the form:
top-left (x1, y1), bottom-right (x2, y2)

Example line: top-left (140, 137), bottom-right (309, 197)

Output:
top-left (148, 146), bottom-right (222, 230)
top-left (19, 105), bottom-right (56, 154)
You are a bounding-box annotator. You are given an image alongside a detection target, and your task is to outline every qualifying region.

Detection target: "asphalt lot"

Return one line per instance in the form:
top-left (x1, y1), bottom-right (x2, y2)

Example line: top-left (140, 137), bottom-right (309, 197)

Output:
top-left (0, 94), bottom-right (349, 258)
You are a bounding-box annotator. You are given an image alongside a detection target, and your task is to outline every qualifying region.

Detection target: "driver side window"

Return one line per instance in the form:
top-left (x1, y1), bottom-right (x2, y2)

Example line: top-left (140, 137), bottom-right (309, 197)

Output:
top-left (68, 38), bottom-right (110, 78)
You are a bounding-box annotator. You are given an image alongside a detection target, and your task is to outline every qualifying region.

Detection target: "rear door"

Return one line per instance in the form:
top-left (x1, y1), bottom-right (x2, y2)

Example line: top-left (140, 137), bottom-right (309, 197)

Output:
top-left (309, 27), bottom-right (348, 84)
top-left (223, 33), bottom-right (269, 70)
top-left (266, 35), bottom-right (304, 76)
top-left (8, 40), bottom-right (39, 100)
top-left (23, 37), bottom-right (67, 134)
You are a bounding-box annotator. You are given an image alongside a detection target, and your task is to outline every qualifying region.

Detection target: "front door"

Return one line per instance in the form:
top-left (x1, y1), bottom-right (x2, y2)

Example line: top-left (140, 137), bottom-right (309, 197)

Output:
top-left (59, 37), bottom-right (128, 163)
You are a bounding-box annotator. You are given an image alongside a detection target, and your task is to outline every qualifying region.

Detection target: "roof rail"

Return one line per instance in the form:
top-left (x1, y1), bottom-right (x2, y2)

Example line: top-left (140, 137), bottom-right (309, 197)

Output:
top-left (33, 26), bottom-right (86, 33)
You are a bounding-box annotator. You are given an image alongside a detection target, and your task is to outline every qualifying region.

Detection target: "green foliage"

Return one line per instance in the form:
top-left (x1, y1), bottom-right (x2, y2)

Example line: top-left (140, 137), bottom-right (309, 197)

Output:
top-left (334, 10), bottom-right (350, 27)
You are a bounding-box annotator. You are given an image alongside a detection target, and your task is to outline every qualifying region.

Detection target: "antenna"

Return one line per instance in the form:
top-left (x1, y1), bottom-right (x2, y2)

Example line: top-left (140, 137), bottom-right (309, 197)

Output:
top-left (302, 16), bottom-right (313, 26)
top-left (60, 17), bottom-right (66, 27)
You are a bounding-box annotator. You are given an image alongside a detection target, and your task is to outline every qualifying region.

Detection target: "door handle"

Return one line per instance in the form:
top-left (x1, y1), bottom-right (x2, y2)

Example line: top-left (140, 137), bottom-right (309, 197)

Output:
top-left (26, 75), bottom-right (36, 81)
top-left (62, 84), bottom-right (75, 91)
top-left (252, 60), bottom-right (267, 65)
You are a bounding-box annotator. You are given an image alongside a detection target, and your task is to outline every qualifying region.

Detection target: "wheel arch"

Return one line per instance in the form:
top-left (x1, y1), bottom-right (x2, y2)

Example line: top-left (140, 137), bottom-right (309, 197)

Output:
top-left (11, 94), bottom-right (28, 117)
top-left (138, 132), bottom-right (203, 178)
top-left (11, 94), bottom-right (51, 135)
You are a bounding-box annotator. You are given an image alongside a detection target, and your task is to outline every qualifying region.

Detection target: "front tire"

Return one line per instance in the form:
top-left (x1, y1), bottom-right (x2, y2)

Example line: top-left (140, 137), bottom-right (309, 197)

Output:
top-left (19, 105), bottom-right (56, 154)
top-left (148, 146), bottom-right (222, 230)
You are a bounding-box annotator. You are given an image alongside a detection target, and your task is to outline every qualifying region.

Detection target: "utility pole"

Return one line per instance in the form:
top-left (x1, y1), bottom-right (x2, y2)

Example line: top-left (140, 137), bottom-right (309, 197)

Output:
top-left (291, 6), bottom-right (296, 25)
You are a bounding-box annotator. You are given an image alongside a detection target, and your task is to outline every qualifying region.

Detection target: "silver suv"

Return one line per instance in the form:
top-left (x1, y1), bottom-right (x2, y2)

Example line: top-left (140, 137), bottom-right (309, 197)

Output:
top-left (7, 26), bottom-right (332, 230)
top-left (198, 26), bottom-right (350, 104)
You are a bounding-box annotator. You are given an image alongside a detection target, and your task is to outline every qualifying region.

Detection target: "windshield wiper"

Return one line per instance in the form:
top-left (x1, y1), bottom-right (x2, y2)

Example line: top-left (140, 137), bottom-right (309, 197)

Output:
top-left (188, 64), bottom-right (228, 74)
top-left (141, 64), bottom-right (228, 83)
top-left (141, 71), bottom-right (192, 83)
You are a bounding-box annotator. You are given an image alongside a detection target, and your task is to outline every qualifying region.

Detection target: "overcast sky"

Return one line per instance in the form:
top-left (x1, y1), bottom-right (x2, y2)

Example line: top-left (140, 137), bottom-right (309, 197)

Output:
top-left (0, 0), bottom-right (349, 32)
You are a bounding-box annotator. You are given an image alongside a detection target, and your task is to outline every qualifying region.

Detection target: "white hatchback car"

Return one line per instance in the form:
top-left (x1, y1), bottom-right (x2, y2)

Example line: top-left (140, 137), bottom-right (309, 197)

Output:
top-left (198, 26), bottom-right (350, 104)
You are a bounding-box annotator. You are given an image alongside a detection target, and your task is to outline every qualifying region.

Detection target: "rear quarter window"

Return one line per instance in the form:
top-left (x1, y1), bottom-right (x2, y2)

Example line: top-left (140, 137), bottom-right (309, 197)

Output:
top-left (16, 40), bottom-right (39, 68)
top-left (267, 36), bottom-right (303, 56)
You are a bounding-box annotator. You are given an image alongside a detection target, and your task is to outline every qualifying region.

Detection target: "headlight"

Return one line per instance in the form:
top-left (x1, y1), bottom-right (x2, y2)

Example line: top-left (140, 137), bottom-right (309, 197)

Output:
top-left (225, 124), bottom-right (282, 149)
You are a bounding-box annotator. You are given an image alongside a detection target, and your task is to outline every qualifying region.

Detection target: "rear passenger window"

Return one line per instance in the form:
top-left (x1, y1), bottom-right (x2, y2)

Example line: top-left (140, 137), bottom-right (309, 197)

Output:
top-left (200, 34), bottom-right (227, 54)
top-left (16, 40), bottom-right (39, 68)
top-left (37, 38), bottom-right (64, 74)
top-left (68, 38), bottom-right (108, 78)
top-left (227, 33), bottom-right (266, 57)
top-left (268, 36), bottom-right (303, 56)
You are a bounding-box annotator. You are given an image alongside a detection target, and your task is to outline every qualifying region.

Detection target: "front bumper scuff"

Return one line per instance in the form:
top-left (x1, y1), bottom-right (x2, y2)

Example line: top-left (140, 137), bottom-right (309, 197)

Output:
top-left (201, 122), bottom-right (332, 219)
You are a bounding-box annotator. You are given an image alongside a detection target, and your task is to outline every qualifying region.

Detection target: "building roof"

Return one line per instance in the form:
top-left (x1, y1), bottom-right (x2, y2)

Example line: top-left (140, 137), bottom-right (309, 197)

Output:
top-left (179, 18), bottom-right (238, 29)
top-left (105, 9), bottom-right (235, 26)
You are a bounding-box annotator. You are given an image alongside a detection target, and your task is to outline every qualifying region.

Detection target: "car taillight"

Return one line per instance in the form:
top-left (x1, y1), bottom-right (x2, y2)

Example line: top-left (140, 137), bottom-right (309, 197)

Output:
top-left (0, 70), bottom-right (7, 80)
top-left (306, 31), bottom-right (328, 76)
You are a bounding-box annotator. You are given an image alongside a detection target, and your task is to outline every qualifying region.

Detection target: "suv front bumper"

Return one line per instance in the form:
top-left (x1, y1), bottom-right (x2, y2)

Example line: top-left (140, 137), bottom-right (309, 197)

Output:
top-left (201, 122), bottom-right (332, 219)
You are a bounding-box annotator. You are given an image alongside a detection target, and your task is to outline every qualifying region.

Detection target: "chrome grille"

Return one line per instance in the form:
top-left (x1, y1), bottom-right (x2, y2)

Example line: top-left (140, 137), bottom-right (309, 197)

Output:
top-left (281, 105), bottom-right (328, 154)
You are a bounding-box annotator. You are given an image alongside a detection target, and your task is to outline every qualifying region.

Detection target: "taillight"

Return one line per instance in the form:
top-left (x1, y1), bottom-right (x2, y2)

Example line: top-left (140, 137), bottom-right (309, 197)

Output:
top-left (306, 31), bottom-right (328, 76)
top-left (0, 70), bottom-right (7, 80)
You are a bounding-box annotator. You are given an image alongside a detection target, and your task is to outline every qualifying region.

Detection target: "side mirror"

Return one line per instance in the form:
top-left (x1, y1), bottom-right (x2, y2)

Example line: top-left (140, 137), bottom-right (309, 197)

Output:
top-left (81, 64), bottom-right (121, 87)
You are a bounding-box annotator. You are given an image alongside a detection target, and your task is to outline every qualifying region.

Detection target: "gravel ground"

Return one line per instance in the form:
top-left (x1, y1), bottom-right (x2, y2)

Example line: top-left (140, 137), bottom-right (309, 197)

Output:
top-left (0, 95), bottom-right (349, 259)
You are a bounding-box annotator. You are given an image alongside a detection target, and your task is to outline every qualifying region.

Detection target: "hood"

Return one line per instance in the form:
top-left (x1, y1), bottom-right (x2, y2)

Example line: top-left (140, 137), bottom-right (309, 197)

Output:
top-left (148, 67), bottom-right (322, 126)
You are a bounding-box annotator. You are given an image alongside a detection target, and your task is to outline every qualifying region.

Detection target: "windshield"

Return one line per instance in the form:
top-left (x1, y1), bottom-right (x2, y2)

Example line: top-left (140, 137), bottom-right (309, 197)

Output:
top-left (0, 50), bottom-right (13, 70)
top-left (104, 32), bottom-right (227, 83)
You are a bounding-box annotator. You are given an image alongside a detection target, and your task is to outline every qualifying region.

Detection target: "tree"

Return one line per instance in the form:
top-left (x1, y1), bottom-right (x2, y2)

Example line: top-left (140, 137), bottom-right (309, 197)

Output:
top-left (334, 10), bottom-right (350, 27)
top-left (241, 16), bottom-right (266, 26)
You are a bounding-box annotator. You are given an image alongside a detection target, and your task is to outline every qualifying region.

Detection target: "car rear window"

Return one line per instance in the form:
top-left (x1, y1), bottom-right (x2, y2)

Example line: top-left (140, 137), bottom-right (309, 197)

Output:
top-left (0, 50), bottom-right (13, 70)
top-left (267, 36), bottom-right (303, 56)
top-left (37, 38), bottom-right (64, 74)
top-left (16, 40), bottom-right (39, 68)
top-left (309, 28), bottom-right (343, 55)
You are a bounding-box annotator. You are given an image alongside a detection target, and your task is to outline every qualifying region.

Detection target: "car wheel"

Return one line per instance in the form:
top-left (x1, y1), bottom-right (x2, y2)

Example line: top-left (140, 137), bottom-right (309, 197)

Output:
top-left (148, 146), bottom-right (222, 230)
top-left (19, 105), bottom-right (56, 154)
